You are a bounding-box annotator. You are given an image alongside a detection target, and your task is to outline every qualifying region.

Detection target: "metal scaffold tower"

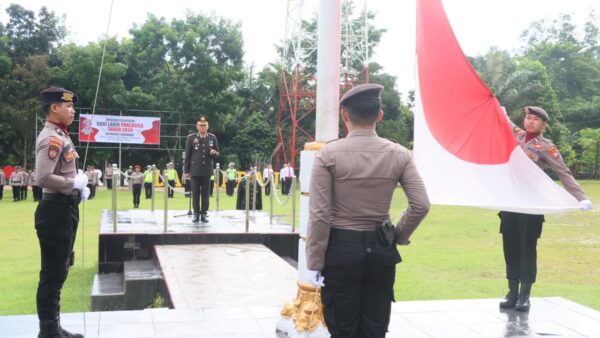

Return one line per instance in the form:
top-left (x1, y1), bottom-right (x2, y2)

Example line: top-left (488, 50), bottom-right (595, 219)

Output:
top-left (341, 0), bottom-right (370, 89)
top-left (275, 0), bottom-right (369, 169)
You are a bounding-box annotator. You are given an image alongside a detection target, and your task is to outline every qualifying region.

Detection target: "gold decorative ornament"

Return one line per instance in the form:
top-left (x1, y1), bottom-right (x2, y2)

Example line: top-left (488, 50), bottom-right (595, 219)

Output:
top-left (304, 142), bottom-right (326, 151)
top-left (281, 281), bottom-right (326, 332)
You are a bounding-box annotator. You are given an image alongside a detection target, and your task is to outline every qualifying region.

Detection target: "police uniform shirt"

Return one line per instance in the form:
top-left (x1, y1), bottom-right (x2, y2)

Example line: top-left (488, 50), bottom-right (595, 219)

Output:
top-left (130, 172), bottom-right (144, 185)
top-left (21, 172), bottom-right (30, 186)
top-left (10, 171), bottom-right (22, 186)
top-left (515, 131), bottom-right (587, 201)
top-left (85, 169), bottom-right (98, 185)
top-left (184, 132), bottom-right (219, 177)
top-left (306, 129), bottom-right (431, 270)
top-left (35, 121), bottom-right (78, 195)
top-left (31, 171), bottom-right (37, 186)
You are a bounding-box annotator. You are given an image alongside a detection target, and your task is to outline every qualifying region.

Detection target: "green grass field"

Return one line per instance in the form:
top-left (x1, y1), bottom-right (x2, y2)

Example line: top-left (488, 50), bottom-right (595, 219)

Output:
top-left (0, 181), bottom-right (598, 315)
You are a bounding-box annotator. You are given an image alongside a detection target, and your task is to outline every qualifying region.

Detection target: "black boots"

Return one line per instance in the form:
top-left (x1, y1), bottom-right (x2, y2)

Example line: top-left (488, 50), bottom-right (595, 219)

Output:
top-left (499, 280), bottom-right (519, 309)
top-left (38, 320), bottom-right (84, 338)
top-left (515, 282), bottom-right (532, 312)
top-left (193, 212), bottom-right (208, 223)
top-left (38, 320), bottom-right (60, 338)
top-left (499, 280), bottom-right (532, 311)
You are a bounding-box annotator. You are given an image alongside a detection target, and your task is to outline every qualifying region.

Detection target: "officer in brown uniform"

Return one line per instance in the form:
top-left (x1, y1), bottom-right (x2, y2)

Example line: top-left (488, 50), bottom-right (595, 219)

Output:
top-left (130, 165), bottom-right (144, 208)
top-left (10, 166), bottom-right (23, 201)
top-left (306, 84), bottom-right (431, 338)
top-left (499, 106), bottom-right (593, 312)
top-left (184, 116), bottom-right (220, 223)
top-left (35, 87), bottom-right (89, 338)
top-left (31, 168), bottom-right (41, 202)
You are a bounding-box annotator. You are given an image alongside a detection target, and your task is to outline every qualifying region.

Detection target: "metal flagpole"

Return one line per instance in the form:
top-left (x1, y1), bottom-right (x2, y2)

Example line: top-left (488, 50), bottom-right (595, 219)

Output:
top-left (79, 1), bottom-right (114, 336)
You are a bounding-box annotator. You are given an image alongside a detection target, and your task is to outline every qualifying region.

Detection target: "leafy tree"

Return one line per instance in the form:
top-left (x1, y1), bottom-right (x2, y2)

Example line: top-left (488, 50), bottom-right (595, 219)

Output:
top-left (578, 128), bottom-right (600, 178)
top-left (228, 111), bottom-right (277, 168)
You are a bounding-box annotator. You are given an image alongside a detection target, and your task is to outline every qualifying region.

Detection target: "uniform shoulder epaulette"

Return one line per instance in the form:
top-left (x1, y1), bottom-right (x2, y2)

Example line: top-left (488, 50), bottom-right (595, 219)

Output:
top-left (208, 132), bottom-right (216, 137)
top-left (187, 133), bottom-right (195, 137)
top-left (326, 138), bottom-right (341, 144)
top-left (54, 128), bottom-right (64, 136)
top-left (384, 137), bottom-right (400, 144)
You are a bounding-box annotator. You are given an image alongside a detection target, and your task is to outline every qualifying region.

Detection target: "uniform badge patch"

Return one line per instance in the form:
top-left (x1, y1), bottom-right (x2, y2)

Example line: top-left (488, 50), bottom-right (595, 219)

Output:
top-left (534, 143), bottom-right (542, 149)
top-left (65, 149), bottom-right (75, 161)
top-left (48, 137), bottom-right (62, 160)
top-left (548, 146), bottom-right (560, 159)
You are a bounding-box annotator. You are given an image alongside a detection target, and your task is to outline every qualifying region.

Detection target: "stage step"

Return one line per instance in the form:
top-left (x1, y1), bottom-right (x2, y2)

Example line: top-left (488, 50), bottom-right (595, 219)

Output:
top-left (91, 273), bottom-right (125, 311)
top-left (123, 260), bottom-right (169, 309)
top-left (91, 260), bottom-right (170, 311)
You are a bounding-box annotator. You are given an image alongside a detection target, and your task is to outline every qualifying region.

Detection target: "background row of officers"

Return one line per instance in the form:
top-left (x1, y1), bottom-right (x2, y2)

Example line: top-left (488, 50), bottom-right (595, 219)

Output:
top-left (0, 162), bottom-right (296, 203)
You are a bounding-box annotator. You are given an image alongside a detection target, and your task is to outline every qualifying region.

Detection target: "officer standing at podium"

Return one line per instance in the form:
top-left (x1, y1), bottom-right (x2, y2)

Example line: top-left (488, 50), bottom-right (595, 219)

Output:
top-left (35, 87), bottom-right (89, 338)
top-left (184, 116), bottom-right (219, 223)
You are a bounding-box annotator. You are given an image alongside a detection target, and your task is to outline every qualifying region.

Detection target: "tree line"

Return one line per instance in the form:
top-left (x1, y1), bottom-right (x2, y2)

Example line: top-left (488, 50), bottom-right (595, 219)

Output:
top-left (0, 4), bottom-right (598, 177)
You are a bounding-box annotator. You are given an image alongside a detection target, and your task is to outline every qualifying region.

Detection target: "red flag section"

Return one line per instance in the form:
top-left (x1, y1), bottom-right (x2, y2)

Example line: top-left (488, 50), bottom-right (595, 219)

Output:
top-left (416, 0), bottom-right (517, 164)
top-left (413, 0), bottom-right (579, 213)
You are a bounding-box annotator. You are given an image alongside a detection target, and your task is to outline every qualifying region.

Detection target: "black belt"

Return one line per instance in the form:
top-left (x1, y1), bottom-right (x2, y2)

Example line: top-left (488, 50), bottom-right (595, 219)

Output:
top-left (330, 228), bottom-right (378, 243)
top-left (42, 192), bottom-right (80, 205)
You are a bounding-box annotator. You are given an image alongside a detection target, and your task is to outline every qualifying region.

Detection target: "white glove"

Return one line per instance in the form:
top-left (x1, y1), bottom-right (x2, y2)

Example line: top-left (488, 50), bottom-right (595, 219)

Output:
top-left (579, 199), bottom-right (593, 211)
top-left (73, 171), bottom-right (88, 191)
top-left (306, 270), bottom-right (325, 288)
top-left (80, 187), bottom-right (90, 201)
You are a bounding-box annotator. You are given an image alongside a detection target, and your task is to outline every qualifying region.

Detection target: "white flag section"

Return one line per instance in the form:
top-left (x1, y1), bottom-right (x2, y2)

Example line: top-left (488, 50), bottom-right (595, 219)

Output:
top-left (413, 0), bottom-right (579, 214)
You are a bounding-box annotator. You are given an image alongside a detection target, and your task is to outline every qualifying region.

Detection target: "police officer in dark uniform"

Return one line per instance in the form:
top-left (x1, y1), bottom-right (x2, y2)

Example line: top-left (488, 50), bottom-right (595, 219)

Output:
top-left (306, 84), bottom-right (431, 337)
top-left (35, 87), bottom-right (90, 338)
top-left (184, 116), bottom-right (219, 223)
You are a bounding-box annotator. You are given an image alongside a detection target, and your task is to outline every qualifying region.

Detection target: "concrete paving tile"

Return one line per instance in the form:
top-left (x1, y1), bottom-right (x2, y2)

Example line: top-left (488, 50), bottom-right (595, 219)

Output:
top-left (402, 311), bottom-right (458, 325)
top-left (419, 323), bottom-right (483, 337)
top-left (98, 322), bottom-right (155, 338)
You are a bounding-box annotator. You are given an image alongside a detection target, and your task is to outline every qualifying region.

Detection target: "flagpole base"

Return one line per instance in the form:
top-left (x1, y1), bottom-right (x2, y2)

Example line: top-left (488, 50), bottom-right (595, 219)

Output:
top-left (276, 281), bottom-right (329, 337)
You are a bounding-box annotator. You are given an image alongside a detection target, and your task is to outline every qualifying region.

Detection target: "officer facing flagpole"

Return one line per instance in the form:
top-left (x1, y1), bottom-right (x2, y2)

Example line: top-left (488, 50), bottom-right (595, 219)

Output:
top-left (35, 87), bottom-right (90, 338)
top-left (306, 84), bottom-right (431, 338)
top-left (184, 116), bottom-right (220, 223)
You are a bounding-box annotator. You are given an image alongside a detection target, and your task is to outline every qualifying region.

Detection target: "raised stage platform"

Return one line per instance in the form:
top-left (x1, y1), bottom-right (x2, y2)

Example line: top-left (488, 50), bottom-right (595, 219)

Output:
top-left (97, 209), bottom-right (299, 273)
top-left (92, 210), bottom-right (299, 311)
top-left (3, 297), bottom-right (599, 337)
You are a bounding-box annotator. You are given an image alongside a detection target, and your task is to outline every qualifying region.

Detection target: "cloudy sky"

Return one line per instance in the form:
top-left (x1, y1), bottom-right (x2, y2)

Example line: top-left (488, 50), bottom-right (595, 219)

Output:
top-left (2, 0), bottom-right (598, 97)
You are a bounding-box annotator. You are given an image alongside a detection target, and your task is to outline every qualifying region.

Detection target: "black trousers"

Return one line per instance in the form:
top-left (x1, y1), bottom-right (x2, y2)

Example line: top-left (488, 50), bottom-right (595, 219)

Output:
top-left (191, 175), bottom-right (210, 215)
top-left (499, 211), bottom-right (544, 284)
top-left (226, 180), bottom-right (235, 196)
top-left (106, 178), bottom-right (112, 189)
top-left (283, 177), bottom-right (292, 195)
top-left (12, 186), bottom-right (20, 200)
top-left (132, 184), bottom-right (142, 205)
top-left (264, 180), bottom-right (271, 195)
top-left (168, 180), bottom-right (175, 197)
top-left (22, 186), bottom-right (27, 200)
top-left (210, 180), bottom-right (214, 197)
top-left (322, 228), bottom-right (401, 338)
top-left (0, 185), bottom-right (3, 200)
top-left (35, 196), bottom-right (79, 321)
top-left (32, 186), bottom-right (40, 201)
top-left (144, 182), bottom-right (152, 198)
top-left (88, 184), bottom-right (96, 199)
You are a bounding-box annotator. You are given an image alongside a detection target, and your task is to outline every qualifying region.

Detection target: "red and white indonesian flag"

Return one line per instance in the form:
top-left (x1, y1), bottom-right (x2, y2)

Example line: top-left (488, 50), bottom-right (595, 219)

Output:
top-left (79, 114), bottom-right (161, 145)
top-left (414, 0), bottom-right (579, 214)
